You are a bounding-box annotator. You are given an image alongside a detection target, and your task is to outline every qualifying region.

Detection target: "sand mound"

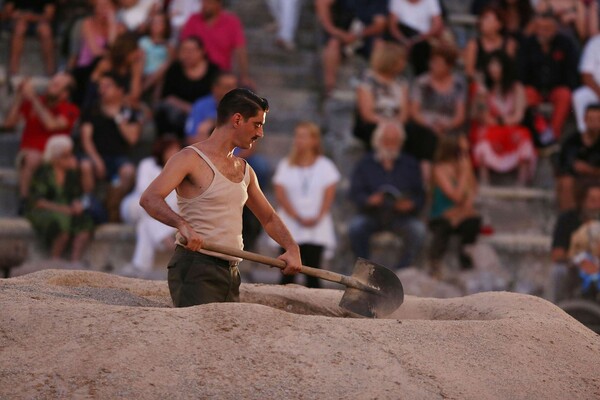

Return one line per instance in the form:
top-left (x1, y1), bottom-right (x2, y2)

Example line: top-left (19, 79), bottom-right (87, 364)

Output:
top-left (1, 270), bottom-right (599, 399)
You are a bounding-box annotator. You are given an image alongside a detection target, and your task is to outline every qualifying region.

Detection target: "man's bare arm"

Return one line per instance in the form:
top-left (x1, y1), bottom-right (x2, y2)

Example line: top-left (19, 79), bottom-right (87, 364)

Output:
top-left (245, 167), bottom-right (301, 274)
top-left (140, 151), bottom-right (202, 250)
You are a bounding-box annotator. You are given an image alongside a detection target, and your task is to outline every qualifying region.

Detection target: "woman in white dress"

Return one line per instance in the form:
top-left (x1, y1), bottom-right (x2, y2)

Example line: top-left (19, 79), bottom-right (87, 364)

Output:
top-left (120, 136), bottom-right (181, 276)
top-left (273, 122), bottom-right (340, 288)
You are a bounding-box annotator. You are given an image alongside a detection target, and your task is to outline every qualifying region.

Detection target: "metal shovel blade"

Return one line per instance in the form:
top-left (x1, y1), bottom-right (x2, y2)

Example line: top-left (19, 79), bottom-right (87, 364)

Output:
top-left (339, 258), bottom-right (404, 318)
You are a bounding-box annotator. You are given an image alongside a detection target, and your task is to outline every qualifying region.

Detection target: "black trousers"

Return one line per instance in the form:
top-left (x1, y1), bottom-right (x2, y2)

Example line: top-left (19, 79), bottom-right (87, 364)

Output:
top-left (279, 243), bottom-right (324, 288)
top-left (429, 216), bottom-right (481, 262)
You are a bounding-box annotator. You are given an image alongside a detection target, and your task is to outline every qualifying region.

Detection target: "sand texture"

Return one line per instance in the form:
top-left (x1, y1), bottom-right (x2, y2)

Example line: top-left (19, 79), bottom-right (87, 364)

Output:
top-left (1, 270), bottom-right (599, 399)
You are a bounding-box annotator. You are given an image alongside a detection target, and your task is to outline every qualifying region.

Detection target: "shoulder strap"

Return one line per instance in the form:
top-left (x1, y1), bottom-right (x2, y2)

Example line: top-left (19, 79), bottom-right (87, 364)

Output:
top-left (185, 146), bottom-right (218, 173)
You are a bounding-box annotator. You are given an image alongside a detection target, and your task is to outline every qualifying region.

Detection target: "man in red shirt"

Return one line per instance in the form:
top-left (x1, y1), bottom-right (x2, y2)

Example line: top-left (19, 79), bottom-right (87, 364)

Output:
top-left (180, 0), bottom-right (254, 88)
top-left (3, 72), bottom-right (80, 213)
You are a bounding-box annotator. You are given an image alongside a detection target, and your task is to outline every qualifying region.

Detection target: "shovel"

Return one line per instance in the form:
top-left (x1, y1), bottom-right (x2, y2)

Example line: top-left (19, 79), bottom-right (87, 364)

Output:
top-left (201, 241), bottom-right (404, 318)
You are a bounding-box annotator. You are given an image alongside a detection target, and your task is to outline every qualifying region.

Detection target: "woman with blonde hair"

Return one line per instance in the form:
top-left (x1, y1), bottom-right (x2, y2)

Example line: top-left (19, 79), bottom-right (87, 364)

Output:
top-left (272, 122), bottom-right (341, 288)
top-left (354, 41), bottom-right (409, 150)
top-left (26, 135), bottom-right (95, 264)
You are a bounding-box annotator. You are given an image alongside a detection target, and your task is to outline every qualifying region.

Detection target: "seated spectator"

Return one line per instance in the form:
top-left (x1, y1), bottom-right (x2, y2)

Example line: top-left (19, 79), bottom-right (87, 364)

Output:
top-left (353, 41), bottom-right (409, 150)
top-left (185, 72), bottom-right (238, 143)
top-left (555, 104), bottom-right (600, 210)
top-left (116, 0), bottom-right (162, 33)
top-left (348, 121), bottom-right (426, 269)
top-left (405, 45), bottom-right (466, 164)
top-left (534, 0), bottom-right (598, 42)
top-left (26, 135), bottom-right (94, 264)
top-left (69, 0), bottom-right (121, 106)
top-left (5, 0), bottom-right (56, 76)
top-left (88, 31), bottom-right (144, 108)
top-left (168, 0), bottom-right (201, 40)
top-left (471, 51), bottom-right (536, 186)
top-left (139, 12), bottom-right (175, 100)
top-left (573, 33), bottom-right (600, 133)
top-left (387, 0), bottom-right (445, 76)
top-left (517, 11), bottom-right (578, 144)
top-left (155, 36), bottom-right (220, 137)
top-left (272, 122), bottom-right (340, 288)
top-left (498, 0), bottom-right (535, 43)
top-left (2, 73), bottom-right (80, 215)
top-left (120, 135), bottom-right (181, 277)
top-left (79, 73), bottom-right (143, 222)
top-left (463, 6), bottom-right (518, 82)
top-left (180, 0), bottom-right (253, 88)
top-left (549, 182), bottom-right (600, 303)
top-left (429, 135), bottom-right (481, 277)
top-left (315, 0), bottom-right (387, 94)
top-left (266, 0), bottom-right (302, 51)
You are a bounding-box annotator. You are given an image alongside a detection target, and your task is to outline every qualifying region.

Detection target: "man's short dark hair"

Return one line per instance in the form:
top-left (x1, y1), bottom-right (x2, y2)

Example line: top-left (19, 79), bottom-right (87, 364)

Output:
top-left (101, 72), bottom-right (129, 92)
top-left (585, 103), bottom-right (600, 115)
top-left (216, 88), bottom-right (269, 126)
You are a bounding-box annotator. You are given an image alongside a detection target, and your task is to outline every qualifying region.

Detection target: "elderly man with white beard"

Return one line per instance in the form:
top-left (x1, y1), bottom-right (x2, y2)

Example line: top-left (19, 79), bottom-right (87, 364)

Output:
top-left (347, 121), bottom-right (427, 270)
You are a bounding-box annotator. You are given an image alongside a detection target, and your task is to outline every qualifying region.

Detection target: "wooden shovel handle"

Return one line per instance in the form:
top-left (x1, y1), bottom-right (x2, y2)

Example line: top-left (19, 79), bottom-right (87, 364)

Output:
top-left (202, 241), bottom-right (377, 293)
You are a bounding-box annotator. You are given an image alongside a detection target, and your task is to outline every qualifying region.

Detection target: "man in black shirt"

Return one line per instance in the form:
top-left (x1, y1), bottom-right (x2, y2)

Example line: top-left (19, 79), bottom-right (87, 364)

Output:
top-left (556, 104), bottom-right (600, 210)
top-left (518, 11), bottom-right (578, 142)
top-left (80, 73), bottom-right (142, 221)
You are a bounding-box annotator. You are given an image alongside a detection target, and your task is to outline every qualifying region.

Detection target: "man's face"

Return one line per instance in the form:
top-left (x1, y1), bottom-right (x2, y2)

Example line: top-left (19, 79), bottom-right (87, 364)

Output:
top-left (585, 109), bottom-right (600, 139)
top-left (213, 76), bottom-right (238, 101)
top-left (46, 73), bottom-right (70, 100)
top-left (98, 77), bottom-right (123, 103)
top-left (235, 111), bottom-right (265, 149)
top-left (380, 125), bottom-right (402, 153)
top-left (202, 0), bottom-right (221, 18)
top-left (535, 17), bottom-right (557, 45)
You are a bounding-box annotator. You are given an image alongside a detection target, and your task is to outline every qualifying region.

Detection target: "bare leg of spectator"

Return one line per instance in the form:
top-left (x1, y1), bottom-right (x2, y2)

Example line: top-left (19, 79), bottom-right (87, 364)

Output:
top-left (556, 175), bottom-right (576, 211)
top-left (549, 87), bottom-right (572, 139)
top-left (478, 165), bottom-right (490, 186)
top-left (70, 231), bottom-right (91, 262)
top-left (9, 17), bottom-right (28, 75)
top-left (51, 232), bottom-right (70, 259)
top-left (37, 20), bottom-right (56, 75)
top-left (80, 159), bottom-right (96, 194)
top-left (19, 150), bottom-right (43, 199)
top-left (517, 160), bottom-right (529, 187)
top-left (322, 38), bottom-right (342, 94)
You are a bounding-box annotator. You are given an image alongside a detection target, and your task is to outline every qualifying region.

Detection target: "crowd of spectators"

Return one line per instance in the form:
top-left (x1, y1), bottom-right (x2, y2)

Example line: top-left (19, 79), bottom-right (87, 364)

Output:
top-left (1, 0), bottom-right (600, 300)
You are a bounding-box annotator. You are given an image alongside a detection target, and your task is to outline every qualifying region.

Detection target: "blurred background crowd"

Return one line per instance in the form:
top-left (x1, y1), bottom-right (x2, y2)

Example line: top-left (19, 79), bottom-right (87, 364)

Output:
top-left (1, 0), bottom-right (600, 315)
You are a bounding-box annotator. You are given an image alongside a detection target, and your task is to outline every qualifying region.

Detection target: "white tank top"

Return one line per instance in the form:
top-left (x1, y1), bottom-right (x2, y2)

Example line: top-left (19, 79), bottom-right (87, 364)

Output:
top-left (176, 146), bottom-right (250, 262)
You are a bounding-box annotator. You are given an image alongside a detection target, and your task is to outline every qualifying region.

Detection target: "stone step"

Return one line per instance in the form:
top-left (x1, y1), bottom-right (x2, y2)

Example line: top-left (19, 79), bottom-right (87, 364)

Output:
top-left (0, 133), bottom-right (20, 168)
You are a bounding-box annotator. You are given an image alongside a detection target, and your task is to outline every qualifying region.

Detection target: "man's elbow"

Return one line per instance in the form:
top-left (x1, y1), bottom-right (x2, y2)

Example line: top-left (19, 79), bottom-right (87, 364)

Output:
top-left (139, 190), bottom-right (153, 212)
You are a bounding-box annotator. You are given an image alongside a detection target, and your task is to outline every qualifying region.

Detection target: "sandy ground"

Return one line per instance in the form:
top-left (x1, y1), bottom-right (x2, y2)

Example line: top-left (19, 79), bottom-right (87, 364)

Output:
top-left (1, 269), bottom-right (599, 399)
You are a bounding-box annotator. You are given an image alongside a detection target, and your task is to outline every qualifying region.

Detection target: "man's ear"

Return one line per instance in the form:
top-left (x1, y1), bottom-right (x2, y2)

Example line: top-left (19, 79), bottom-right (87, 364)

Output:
top-left (232, 113), bottom-right (242, 127)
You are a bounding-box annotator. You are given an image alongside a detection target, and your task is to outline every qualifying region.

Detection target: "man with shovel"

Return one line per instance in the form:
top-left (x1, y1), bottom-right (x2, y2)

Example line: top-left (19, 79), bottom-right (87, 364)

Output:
top-left (140, 88), bottom-right (302, 307)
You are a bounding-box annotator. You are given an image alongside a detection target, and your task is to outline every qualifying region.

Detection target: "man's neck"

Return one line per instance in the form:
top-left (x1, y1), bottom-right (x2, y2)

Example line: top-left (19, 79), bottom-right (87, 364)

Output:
top-left (201, 127), bottom-right (237, 157)
top-left (202, 11), bottom-right (221, 23)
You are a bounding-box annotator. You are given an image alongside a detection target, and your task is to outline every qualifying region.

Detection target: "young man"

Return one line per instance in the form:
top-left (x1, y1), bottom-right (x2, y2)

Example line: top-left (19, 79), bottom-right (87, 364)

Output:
top-left (517, 11), bottom-right (578, 142)
top-left (2, 72), bottom-right (79, 214)
top-left (140, 88), bottom-right (301, 307)
top-left (556, 104), bottom-right (600, 210)
top-left (79, 73), bottom-right (143, 221)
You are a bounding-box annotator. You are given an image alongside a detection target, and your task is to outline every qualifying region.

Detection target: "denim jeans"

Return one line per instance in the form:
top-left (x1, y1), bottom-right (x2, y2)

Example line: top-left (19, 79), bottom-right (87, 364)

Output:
top-left (348, 213), bottom-right (426, 269)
